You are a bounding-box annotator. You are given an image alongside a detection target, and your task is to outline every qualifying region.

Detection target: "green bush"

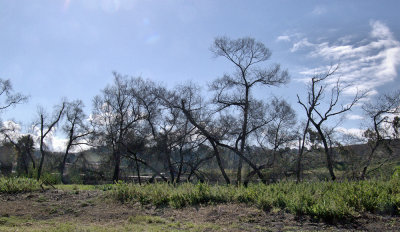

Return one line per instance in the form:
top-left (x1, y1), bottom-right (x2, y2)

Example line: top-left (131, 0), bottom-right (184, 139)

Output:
top-left (0, 177), bottom-right (41, 193)
top-left (40, 172), bottom-right (62, 185)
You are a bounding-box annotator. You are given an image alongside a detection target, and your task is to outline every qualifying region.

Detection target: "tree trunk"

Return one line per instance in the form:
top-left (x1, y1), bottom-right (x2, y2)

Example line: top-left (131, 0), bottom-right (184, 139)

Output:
top-left (176, 146), bottom-right (184, 183)
top-left (360, 141), bottom-right (380, 179)
top-left (238, 86), bottom-right (250, 184)
top-left (296, 119), bottom-right (310, 183)
top-left (37, 116), bottom-right (45, 181)
top-left (179, 101), bottom-right (230, 184)
top-left (112, 150), bottom-right (121, 182)
top-left (314, 125), bottom-right (336, 181)
top-left (211, 142), bottom-right (230, 184)
top-left (133, 152), bottom-right (141, 185)
top-left (60, 144), bottom-right (72, 184)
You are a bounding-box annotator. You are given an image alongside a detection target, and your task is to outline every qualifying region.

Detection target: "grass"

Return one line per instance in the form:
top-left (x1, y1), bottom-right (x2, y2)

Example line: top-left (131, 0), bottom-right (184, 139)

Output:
top-left (0, 177), bottom-right (41, 193)
top-left (0, 215), bottom-right (229, 232)
top-left (109, 176), bottom-right (400, 222)
top-left (55, 184), bottom-right (113, 191)
top-left (2, 173), bottom-right (400, 222)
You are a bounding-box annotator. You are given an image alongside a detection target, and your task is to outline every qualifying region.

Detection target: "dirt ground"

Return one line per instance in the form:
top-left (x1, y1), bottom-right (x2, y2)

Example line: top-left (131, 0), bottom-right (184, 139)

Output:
top-left (1, 189), bottom-right (399, 231)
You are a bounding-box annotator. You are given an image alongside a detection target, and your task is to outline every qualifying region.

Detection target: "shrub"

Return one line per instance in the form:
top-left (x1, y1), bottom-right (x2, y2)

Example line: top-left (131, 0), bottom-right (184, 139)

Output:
top-left (109, 180), bottom-right (400, 220)
top-left (0, 177), bottom-right (41, 193)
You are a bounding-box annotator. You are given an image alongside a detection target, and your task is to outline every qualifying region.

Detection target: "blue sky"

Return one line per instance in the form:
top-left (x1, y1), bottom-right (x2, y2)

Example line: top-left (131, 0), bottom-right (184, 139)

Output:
top-left (1, 0), bottom-right (400, 149)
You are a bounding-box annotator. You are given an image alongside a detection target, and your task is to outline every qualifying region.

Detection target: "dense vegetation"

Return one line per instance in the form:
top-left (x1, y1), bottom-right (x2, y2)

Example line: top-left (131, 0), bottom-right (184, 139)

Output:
top-left (109, 173), bottom-right (400, 221)
top-left (1, 173), bottom-right (399, 222)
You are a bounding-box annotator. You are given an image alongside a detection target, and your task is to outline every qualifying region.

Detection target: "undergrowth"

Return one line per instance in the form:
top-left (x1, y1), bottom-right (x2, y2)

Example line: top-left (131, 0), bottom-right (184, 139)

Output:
top-left (0, 177), bottom-right (41, 193)
top-left (110, 176), bottom-right (400, 221)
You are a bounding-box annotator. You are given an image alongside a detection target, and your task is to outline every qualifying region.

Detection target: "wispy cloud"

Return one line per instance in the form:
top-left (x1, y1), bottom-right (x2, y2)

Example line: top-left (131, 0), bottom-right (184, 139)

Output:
top-left (291, 20), bottom-right (400, 96)
top-left (335, 127), bottom-right (365, 139)
top-left (276, 35), bottom-right (291, 42)
top-left (291, 38), bottom-right (313, 52)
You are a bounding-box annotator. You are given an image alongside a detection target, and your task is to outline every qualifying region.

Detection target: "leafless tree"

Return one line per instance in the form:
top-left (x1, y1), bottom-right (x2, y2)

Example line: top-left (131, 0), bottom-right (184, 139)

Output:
top-left (91, 73), bottom-right (145, 182)
top-left (124, 80), bottom-right (169, 183)
top-left (36, 101), bottom-right (66, 180)
top-left (158, 83), bottom-right (232, 184)
top-left (297, 65), bottom-right (367, 180)
top-left (210, 36), bottom-right (289, 183)
top-left (360, 90), bottom-right (400, 179)
top-left (166, 83), bottom-right (270, 184)
top-left (60, 100), bottom-right (91, 183)
top-left (244, 97), bottom-right (297, 184)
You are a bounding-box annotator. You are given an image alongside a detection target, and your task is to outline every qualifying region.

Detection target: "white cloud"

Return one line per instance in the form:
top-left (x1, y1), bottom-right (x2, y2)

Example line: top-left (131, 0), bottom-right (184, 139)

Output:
top-left (276, 35), bottom-right (291, 42)
top-left (370, 20), bottom-right (393, 39)
top-left (292, 20), bottom-right (400, 96)
top-left (335, 127), bottom-right (365, 139)
top-left (291, 38), bottom-right (313, 52)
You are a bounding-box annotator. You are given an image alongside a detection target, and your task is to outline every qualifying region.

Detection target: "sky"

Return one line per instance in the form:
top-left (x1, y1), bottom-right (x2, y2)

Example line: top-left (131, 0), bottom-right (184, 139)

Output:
top-left (1, 0), bottom-right (400, 151)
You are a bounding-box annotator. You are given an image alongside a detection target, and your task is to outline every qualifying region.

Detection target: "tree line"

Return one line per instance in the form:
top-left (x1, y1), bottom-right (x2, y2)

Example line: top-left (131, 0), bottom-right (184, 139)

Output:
top-left (1, 37), bottom-right (400, 185)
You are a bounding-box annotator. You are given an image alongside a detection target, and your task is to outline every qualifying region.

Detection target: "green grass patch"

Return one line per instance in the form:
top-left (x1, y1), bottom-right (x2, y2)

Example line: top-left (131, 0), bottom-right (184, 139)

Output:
top-left (55, 184), bottom-right (113, 191)
top-left (109, 178), bottom-right (400, 221)
top-left (0, 177), bottom-right (41, 193)
top-left (0, 215), bottom-right (230, 232)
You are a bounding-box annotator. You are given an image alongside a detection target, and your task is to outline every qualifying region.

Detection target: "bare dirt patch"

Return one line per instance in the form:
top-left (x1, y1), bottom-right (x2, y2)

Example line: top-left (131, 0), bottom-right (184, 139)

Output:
top-left (1, 190), bottom-right (399, 231)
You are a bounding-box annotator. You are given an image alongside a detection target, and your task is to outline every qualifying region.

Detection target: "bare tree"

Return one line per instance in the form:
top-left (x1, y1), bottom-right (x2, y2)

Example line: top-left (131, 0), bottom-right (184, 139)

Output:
top-left (36, 101), bottom-right (66, 180)
top-left (169, 84), bottom-right (269, 184)
top-left (210, 36), bottom-right (289, 183)
top-left (60, 100), bottom-right (91, 183)
top-left (91, 73), bottom-right (145, 182)
top-left (297, 65), bottom-right (367, 180)
top-left (158, 83), bottom-right (232, 184)
top-left (360, 90), bottom-right (400, 179)
top-left (244, 98), bottom-right (297, 184)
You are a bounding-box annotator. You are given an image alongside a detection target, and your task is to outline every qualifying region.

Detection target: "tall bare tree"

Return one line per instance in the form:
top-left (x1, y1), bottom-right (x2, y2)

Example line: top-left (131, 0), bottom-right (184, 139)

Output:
top-left (60, 100), bottom-right (91, 183)
top-left (158, 83), bottom-right (232, 184)
top-left (297, 66), bottom-right (367, 180)
top-left (36, 101), bottom-right (66, 180)
top-left (210, 36), bottom-right (289, 183)
top-left (92, 73), bottom-right (146, 182)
